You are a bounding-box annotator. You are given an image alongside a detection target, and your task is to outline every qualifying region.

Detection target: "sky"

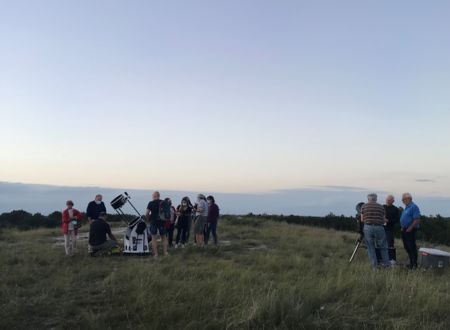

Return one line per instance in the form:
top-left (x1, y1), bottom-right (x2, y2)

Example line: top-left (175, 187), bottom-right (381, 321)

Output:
top-left (1, 1), bottom-right (450, 215)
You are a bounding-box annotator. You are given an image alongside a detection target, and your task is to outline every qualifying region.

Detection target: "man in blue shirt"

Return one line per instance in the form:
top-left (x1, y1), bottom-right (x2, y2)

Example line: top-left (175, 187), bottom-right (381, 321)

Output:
top-left (400, 193), bottom-right (421, 269)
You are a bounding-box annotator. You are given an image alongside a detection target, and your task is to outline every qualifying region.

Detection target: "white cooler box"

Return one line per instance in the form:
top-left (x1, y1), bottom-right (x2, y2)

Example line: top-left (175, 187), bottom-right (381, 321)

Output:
top-left (419, 248), bottom-right (450, 269)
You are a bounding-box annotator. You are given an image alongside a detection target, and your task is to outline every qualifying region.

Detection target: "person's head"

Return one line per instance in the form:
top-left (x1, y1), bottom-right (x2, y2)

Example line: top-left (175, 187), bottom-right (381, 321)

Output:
top-left (197, 194), bottom-right (206, 202)
top-left (207, 195), bottom-right (215, 205)
top-left (95, 194), bottom-right (103, 204)
top-left (367, 193), bottom-right (378, 203)
top-left (66, 200), bottom-right (74, 209)
top-left (98, 212), bottom-right (108, 221)
top-left (181, 197), bottom-right (189, 207)
top-left (386, 195), bottom-right (395, 206)
top-left (165, 197), bottom-right (172, 206)
top-left (402, 193), bottom-right (413, 206)
top-left (152, 191), bottom-right (160, 201)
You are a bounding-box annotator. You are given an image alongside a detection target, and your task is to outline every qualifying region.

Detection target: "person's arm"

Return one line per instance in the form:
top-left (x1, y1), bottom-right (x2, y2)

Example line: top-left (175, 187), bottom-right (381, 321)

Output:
top-left (86, 203), bottom-right (93, 222)
top-left (406, 206), bottom-right (421, 232)
top-left (101, 202), bottom-right (106, 213)
top-left (75, 209), bottom-right (83, 221)
top-left (106, 224), bottom-right (117, 242)
top-left (145, 208), bottom-right (151, 222)
top-left (395, 208), bottom-right (401, 225)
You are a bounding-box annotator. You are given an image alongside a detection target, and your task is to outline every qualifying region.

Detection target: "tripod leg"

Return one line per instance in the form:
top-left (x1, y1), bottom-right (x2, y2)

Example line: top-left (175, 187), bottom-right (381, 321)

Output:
top-left (349, 241), bottom-right (361, 264)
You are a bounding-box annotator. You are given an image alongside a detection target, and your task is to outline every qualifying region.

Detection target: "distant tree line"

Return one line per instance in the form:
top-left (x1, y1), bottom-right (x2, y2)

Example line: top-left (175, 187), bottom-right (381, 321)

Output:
top-left (0, 210), bottom-right (136, 231)
top-left (2, 210), bottom-right (449, 245)
top-left (226, 213), bottom-right (450, 246)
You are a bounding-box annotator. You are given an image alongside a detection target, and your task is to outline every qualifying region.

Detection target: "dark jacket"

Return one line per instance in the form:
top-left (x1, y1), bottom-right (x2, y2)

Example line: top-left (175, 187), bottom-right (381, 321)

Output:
top-left (384, 204), bottom-right (400, 230)
top-left (86, 201), bottom-right (106, 220)
top-left (207, 204), bottom-right (220, 224)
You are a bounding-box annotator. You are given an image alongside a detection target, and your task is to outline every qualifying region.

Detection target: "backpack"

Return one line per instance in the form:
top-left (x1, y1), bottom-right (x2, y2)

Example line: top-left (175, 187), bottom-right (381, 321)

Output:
top-left (159, 200), bottom-right (172, 221)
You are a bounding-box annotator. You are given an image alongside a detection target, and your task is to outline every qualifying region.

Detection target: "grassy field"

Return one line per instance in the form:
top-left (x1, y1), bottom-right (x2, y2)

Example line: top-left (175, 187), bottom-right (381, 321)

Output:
top-left (1, 217), bottom-right (449, 330)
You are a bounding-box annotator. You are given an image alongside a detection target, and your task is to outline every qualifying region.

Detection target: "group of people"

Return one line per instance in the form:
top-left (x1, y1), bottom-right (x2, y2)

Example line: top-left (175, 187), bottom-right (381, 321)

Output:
top-left (60, 192), bottom-right (220, 257)
top-left (144, 191), bottom-right (220, 258)
top-left (360, 192), bottom-right (421, 269)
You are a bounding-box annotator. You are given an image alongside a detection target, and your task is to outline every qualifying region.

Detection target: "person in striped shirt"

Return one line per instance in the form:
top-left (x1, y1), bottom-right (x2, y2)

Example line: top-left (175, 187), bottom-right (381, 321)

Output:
top-left (361, 193), bottom-right (390, 268)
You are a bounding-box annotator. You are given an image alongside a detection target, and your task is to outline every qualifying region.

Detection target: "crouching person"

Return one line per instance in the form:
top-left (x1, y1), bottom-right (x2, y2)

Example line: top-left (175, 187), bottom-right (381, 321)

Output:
top-left (88, 212), bottom-right (120, 256)
top-left (62, 200), bottom-right (83, 256)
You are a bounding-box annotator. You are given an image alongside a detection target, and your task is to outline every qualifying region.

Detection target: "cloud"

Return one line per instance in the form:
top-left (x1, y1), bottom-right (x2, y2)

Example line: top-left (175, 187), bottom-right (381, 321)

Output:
top-left (416, 179), bottom-right (435, 183)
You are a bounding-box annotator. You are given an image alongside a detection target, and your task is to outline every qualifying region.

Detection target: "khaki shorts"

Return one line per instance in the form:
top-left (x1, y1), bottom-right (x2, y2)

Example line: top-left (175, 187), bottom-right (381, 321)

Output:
top-left (194, 215), bottom-right (207, 235)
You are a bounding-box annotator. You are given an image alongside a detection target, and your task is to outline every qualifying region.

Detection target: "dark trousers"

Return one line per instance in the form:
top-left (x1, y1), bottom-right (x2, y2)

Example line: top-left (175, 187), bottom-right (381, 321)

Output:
top-left (205, 222), bottom-right (218, 245)
top-left (186, 217), bottom-right (193, 243)
top-left (175, 218), bottom-right (189, 245)
top-left (385, 228), bottom-right (397, 261)
top-left (167, 224), bottom-right (175, 246)
top-left (402, 229), bottom-right (418, 268)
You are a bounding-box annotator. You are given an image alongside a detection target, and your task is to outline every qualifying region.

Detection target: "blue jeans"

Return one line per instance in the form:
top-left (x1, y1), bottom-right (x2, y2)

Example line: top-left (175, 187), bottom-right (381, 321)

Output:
top-left (364, 225), bottom-right (389, 268)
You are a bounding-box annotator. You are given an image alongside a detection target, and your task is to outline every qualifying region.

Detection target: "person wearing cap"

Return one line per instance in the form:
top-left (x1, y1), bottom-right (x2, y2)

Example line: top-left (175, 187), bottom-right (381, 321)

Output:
top-left (61, 200), bottom-right (83, 256)
top-left (400, 193), bottom-right (421, 269)
top-left (88, 212), bottom-right (119, 255)
top-left (194, 194), bottom-right (208, 247)
top-left (86, 194), bottom-right (107, 224)
top-left (361, 193), bottom-right (390, 268)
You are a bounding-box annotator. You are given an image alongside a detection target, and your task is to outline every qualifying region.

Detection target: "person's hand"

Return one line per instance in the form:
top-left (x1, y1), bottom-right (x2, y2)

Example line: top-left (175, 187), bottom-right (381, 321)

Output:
top-left (406, 227), bottom-right (413, 233)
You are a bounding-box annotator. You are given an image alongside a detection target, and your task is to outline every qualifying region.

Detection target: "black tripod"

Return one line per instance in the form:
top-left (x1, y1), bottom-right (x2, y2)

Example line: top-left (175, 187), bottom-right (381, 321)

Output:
top-left (349, 202), bottom-right (365, 264)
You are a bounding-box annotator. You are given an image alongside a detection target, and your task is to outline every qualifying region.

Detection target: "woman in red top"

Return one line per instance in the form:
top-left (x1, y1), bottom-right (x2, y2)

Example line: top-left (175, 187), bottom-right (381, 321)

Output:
top-left (61, 200), bottom-right (83, 256)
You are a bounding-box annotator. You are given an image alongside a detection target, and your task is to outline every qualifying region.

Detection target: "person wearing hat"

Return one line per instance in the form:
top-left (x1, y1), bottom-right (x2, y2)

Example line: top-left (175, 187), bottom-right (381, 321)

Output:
top-left (61, 200), bottom-right (83, 256)
top-left (194, 194), bottom-right (209, 247)
top-left (88, 212), bottom-right (119, 255)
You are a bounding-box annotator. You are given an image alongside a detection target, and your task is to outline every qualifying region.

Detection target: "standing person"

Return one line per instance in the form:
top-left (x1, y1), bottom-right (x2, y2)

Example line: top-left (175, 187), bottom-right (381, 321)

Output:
top-left (86, 194), bottom-right (106, 224)
top-left (384, 195), bottom-right (400, 264)
top-left (88, 212), bottom-right (119, 255)
top-left (205, 195), bottom-right (220, 246)
top-left (165, 198), bottom-right (176, 247)
top-left (145, 191), bottom-right (168, 258)
top-left (194, 194), bottom-right (208, 247)
top-left (361, 193), bottom-right (390, 269)
top-left (400, 193), bottom-right (421, 269)
top-left (175, 197), bottom-right (193, 248)
top-left (61, 200), bottom-right (83, 256)
top-left (185, 197), bottom-right (194, 243)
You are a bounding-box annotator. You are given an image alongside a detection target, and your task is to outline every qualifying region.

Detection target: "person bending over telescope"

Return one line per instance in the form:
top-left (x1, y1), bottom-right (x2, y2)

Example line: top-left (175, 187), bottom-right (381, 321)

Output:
top-left (88, 212), bottom-right (119, 255)
top-left (361, 193), bottom-right (390, 268)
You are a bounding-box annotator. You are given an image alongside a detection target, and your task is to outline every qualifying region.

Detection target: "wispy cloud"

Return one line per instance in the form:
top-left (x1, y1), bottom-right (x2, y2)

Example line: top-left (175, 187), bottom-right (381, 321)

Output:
top-left (416, 179), bottom-right (435, 183)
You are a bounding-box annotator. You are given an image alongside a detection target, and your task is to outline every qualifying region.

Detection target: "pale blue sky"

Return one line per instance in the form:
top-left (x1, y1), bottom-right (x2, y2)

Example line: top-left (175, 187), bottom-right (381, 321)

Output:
top-left (1, 1), bottom-right (450, 210)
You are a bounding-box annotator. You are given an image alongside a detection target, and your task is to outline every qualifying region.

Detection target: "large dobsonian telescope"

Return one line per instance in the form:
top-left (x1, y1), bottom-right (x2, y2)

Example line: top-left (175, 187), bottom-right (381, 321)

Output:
top-left (111, 192), bottom-right (150, 255)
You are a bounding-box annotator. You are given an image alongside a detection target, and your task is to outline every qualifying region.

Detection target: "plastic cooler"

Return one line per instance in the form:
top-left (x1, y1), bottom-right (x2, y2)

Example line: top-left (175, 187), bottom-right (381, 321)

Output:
top-left (419, 248), bottom-right (450, 268)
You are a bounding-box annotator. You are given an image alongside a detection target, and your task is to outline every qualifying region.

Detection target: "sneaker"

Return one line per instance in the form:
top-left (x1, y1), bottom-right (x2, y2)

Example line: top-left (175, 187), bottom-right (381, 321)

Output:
top-left (175, 244), bottom-right (179, 249)
top-left (181, 244), bottom-right (185, 249)
top-left (164, 252), bottom-right (169, 257)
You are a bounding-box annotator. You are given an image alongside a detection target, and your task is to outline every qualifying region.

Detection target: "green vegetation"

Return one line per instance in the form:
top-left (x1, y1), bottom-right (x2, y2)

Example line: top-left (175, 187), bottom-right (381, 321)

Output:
top-left (1, 217), bottom-right (450, 329)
